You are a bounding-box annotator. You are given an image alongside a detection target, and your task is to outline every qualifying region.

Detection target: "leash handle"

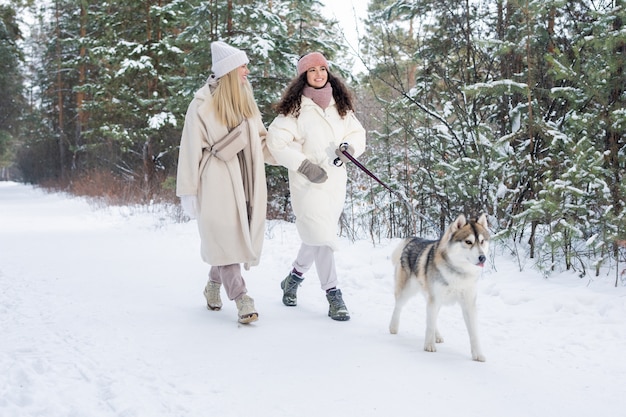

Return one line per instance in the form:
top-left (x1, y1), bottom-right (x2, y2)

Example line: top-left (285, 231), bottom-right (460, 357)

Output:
top-left (333, 143), bottom-right (351, 167)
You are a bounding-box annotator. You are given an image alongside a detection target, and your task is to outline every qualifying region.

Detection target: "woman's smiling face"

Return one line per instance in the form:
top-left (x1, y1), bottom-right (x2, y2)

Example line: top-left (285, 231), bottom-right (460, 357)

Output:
top-left (238, 64), bottom-right (250, 84)
top-left (306, 66), bottom-right (328, 88)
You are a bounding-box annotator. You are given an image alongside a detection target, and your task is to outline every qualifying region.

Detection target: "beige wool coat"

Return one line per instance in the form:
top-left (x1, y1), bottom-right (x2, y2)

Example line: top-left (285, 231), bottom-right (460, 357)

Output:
top-left (176, 78), bottom-right (269, 269)
top-left (266, 96), bottom-right (366, 249)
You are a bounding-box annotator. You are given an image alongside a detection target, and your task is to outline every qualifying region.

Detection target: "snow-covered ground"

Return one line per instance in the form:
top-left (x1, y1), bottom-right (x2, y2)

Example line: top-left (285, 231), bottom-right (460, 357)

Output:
top-left (1, 181), bottom-right (625, 417)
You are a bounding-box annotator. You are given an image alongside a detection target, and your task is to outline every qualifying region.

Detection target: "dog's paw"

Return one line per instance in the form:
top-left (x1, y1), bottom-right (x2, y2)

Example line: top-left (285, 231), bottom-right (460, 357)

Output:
top-left (389, 319), bottom-right (399, 334)
top-left (472, 352), bottom-right (486, 362)
top-left (435, 333), bottom-right (444, 343)
top-left (424, 343), bottom-right (437, 352)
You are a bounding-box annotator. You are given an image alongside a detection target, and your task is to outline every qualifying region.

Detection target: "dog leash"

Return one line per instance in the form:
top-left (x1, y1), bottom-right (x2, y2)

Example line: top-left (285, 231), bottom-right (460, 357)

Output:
top-left (334, 145), bottom-right (441, 235)
top-left (334, 147), bottom-right (396, 194)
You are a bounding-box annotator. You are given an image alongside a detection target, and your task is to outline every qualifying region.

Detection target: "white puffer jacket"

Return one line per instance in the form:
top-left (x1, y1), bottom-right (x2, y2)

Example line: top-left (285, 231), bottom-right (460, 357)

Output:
top-left (267, 96), bottom-right (366, 249)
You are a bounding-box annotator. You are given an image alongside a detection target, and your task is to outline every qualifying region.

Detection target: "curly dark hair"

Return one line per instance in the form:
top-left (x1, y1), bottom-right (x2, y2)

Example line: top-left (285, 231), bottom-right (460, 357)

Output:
top-left (274, 71), bottom-right (355, 118)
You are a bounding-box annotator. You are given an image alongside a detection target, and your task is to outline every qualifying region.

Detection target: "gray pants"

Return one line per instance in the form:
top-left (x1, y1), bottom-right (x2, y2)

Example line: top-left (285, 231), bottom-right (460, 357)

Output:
top-left (292, 243), bottom-right (338, 291)
top-left (208, 264), bottom-right (247, 300)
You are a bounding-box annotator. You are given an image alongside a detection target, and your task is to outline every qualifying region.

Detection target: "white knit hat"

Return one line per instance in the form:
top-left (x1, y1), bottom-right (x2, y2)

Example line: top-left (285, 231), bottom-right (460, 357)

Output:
top-left (211, 41), bottom-right (249, 78)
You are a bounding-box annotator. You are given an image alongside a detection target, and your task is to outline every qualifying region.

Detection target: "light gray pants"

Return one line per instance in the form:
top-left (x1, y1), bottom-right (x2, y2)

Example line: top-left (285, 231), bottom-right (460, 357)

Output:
top-left (208, 264), bottom-right (247, 301)
top-left (292, 243), bottom-right (338, 291)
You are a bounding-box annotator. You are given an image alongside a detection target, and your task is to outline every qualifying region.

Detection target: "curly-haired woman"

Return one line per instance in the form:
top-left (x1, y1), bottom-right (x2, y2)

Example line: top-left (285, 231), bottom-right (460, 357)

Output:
top-left (266, 52), bottom-right (366, 321)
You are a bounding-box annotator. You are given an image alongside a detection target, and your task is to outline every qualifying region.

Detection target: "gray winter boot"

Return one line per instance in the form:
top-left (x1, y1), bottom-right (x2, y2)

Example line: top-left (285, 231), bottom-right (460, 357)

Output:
top-left (235, 294), bottom-right (258, 324)
top-left (280, 271), bottom-right (304, 306)
top-left (203, 281), bottom-right (223, 311)
top-left (326, 289), bottom-right (350, 321)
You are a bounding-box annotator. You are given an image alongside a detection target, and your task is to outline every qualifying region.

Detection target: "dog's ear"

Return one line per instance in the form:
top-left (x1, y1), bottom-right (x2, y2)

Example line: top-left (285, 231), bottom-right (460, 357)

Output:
top-left (440, 214), bottom-right (466, 244)
top-left (477, 213), bottom-right (488, 229)
top-left (452, 214), bottom-right (467, 231)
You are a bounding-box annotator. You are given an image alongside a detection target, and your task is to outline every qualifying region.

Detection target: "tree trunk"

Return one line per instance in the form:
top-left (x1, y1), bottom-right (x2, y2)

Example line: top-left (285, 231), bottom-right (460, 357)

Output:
top-left (55, 0), bottom-right (66, 181)
top-left (606, 2), bottom-right (625, 219)
top-left (74, 1), bottom-right (87, 172)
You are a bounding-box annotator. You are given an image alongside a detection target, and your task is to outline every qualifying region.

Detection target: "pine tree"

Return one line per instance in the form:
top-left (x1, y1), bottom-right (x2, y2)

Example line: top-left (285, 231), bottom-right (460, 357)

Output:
top-left (0, 4), bottom-right (25, 177)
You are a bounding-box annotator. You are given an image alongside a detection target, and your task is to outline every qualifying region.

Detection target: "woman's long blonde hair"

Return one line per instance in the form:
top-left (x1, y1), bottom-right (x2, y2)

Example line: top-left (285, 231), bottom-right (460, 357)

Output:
top-left (212, 68), bottom-right (259, 129)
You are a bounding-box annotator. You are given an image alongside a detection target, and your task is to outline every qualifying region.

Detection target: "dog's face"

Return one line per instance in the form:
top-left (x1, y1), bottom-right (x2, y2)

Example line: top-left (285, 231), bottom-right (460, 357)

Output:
top-left (444, 214), bottom-right (490, 270)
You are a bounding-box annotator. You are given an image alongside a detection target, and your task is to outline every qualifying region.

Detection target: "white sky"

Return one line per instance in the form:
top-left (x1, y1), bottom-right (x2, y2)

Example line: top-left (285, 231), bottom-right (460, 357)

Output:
top-left (322, 0), bottom-right (369, 74)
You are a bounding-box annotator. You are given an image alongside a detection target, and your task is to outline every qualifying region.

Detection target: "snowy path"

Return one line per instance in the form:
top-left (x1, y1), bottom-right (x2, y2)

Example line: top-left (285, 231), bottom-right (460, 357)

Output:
top-left (1, 181), bottom-right (625, 417)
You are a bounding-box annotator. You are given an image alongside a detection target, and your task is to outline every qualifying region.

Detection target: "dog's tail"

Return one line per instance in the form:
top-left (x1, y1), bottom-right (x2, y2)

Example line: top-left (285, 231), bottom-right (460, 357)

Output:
top-left (391, 239), bottom-right (410, 277)
top-left (391, 239), bottom-right (411, 291)
top-left (391, 239), bottom-right (407, 268)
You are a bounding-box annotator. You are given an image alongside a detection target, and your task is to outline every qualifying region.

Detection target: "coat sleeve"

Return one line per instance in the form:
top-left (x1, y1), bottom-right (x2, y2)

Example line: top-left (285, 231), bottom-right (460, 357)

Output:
top-left (266, 115), bottom-right (307, 171)
top-left (176, 99), bottom-right (206, 196)
top-left (255, 114), bottom-right (277, 166)
top-left (342, 111), bottom-right (367, 158)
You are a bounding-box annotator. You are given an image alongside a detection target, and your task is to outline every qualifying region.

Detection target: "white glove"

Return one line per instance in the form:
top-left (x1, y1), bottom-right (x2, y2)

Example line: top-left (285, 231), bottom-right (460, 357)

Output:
top-left (180, 195), bottom-right (199, 219)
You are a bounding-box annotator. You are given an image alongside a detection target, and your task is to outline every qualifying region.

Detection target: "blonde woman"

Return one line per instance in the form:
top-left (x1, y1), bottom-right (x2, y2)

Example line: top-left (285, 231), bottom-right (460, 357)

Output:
top-left (176, 41), bottom-right (270, 324)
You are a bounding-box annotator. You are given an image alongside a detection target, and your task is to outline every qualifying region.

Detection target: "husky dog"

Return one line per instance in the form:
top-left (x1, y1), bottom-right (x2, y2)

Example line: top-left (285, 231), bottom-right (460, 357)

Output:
top-left (389, 214), bottom-right (489, 362)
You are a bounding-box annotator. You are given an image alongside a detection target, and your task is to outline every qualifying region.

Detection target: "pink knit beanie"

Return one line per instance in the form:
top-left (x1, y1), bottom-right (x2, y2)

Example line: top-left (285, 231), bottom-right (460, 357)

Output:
top-left (297, 52), bottom-right (329, 76)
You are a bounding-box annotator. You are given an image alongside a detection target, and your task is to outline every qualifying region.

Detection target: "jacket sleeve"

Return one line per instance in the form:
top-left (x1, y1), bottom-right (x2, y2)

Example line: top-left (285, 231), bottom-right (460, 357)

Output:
top-left (176, 99), bottom-right (206, 196)
top-left (266, 115), bottom-right (307, 171)
top-left (255, 114), bottom-right (277, 166)
top-left (342, 111), bottom-right (367, 158)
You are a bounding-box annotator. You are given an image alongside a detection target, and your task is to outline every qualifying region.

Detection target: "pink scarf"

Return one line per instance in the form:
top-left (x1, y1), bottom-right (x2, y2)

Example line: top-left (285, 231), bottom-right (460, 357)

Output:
top-left (303, 83), bottom-right (333, 110)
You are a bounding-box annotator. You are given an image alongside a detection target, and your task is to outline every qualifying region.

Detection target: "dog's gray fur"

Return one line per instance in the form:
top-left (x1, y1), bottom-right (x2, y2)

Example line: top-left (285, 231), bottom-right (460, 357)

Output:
top-left (389, 214), bottom-right (489, 362)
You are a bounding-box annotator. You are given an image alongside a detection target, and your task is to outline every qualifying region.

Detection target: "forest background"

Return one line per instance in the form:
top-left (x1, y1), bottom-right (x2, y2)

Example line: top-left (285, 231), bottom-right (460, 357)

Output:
top-left (0, 0), bottom-right (625, 280)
